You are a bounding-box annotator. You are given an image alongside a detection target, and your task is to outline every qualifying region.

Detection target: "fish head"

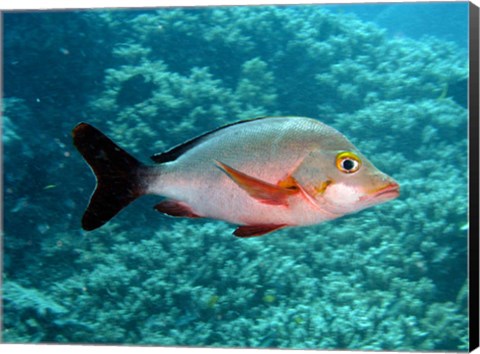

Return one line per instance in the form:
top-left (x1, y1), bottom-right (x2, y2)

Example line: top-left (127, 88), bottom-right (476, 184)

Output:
top-left (295, 147), bottom-right (400, 216)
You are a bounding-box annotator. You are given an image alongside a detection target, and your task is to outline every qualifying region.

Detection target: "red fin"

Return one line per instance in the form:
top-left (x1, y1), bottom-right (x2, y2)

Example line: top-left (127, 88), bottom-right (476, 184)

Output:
top-left (277, 175), bottom-right (300, 191)
top-left (215, 160), bottom-right (298, 206)
top-left (154, 200), bottom-right (200, 218)
top-left (233, 224), bottom-right (287, 237)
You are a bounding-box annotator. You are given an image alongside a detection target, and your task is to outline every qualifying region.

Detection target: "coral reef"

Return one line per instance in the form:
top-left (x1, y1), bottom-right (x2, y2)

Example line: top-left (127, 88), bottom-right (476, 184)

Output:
top-left (2, 4), bottom-right (469, 350)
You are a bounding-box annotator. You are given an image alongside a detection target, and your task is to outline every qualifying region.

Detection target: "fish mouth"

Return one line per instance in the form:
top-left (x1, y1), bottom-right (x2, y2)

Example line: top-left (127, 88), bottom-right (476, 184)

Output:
top-left (372, 182), bottom-right (400, 199)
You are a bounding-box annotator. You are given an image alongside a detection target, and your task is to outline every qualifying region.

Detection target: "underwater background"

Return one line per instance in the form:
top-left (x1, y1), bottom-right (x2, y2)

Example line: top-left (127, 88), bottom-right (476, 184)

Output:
top-left (1, 2), bottom-right (470, 351)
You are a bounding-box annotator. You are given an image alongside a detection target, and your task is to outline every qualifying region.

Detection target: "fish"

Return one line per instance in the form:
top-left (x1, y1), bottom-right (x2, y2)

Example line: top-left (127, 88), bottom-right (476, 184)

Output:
top-left (72, 116), bottom-right (399, 237)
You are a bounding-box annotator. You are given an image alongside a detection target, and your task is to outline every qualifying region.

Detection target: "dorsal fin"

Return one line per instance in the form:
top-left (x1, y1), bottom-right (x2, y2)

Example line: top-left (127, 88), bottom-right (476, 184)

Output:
top-left (150, 117), bottom-right (272, 163)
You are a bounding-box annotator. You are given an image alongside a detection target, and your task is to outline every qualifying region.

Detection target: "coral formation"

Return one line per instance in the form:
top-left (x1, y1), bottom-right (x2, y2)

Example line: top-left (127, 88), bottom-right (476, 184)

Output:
top-left (2, 4), bottom-right (469, 350)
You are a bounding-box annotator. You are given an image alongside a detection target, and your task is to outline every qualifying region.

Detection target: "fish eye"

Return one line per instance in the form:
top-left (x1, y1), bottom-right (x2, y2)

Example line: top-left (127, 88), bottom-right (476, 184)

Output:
top-left (336, 151), bottom-right (361, 174)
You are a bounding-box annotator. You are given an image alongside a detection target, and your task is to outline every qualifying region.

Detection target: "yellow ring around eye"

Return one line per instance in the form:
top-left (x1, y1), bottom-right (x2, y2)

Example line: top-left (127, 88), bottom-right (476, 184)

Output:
top-left (336, 151), bottom-right (362, 174)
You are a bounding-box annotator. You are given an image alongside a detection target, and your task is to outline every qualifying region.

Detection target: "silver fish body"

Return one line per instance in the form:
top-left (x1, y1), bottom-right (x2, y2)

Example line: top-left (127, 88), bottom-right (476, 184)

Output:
top-left (73, 117), bottom-right (399, 237)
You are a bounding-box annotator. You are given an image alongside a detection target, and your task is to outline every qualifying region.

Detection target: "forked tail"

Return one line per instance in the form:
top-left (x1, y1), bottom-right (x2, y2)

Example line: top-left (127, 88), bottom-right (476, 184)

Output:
top-left (72, 123), bottom-right (146, 231)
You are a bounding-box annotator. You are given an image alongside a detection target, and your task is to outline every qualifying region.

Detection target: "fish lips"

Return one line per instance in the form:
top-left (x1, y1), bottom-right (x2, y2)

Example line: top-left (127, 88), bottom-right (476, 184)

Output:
top-left (372, 182), bottom-right (400, 201)
top-left (360, 181), bottom-right (400, 205)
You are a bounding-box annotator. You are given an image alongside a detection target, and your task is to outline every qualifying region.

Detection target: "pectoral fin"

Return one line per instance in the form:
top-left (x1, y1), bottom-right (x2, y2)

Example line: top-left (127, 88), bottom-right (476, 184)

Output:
top-left (233, 224), bottom-right (287, 237)
top-left (215, 160), bottom-right (298, 206)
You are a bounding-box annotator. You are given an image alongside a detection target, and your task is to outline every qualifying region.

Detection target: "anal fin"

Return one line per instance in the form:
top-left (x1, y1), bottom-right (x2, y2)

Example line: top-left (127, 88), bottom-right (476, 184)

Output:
top-left (233, 224), bottom-right (287, 237)
top-left (154, 200), bottom-right (200, 218)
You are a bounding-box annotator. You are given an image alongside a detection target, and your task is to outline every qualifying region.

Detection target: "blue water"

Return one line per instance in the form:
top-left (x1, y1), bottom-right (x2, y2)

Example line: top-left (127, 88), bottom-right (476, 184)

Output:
top-left (2, 3), bottom-right (469, 350)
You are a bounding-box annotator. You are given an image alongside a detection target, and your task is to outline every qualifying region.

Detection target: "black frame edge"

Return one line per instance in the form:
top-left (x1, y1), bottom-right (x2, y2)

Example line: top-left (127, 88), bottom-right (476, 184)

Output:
top-left (469, 1), bottom-right (480, 352)
top-left (0, 10), bottom-right (3, 346)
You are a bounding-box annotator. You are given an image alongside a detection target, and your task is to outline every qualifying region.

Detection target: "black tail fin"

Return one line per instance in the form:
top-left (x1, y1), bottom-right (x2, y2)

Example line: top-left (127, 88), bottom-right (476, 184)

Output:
top-left (72, 123), bottom-right (146, 231)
